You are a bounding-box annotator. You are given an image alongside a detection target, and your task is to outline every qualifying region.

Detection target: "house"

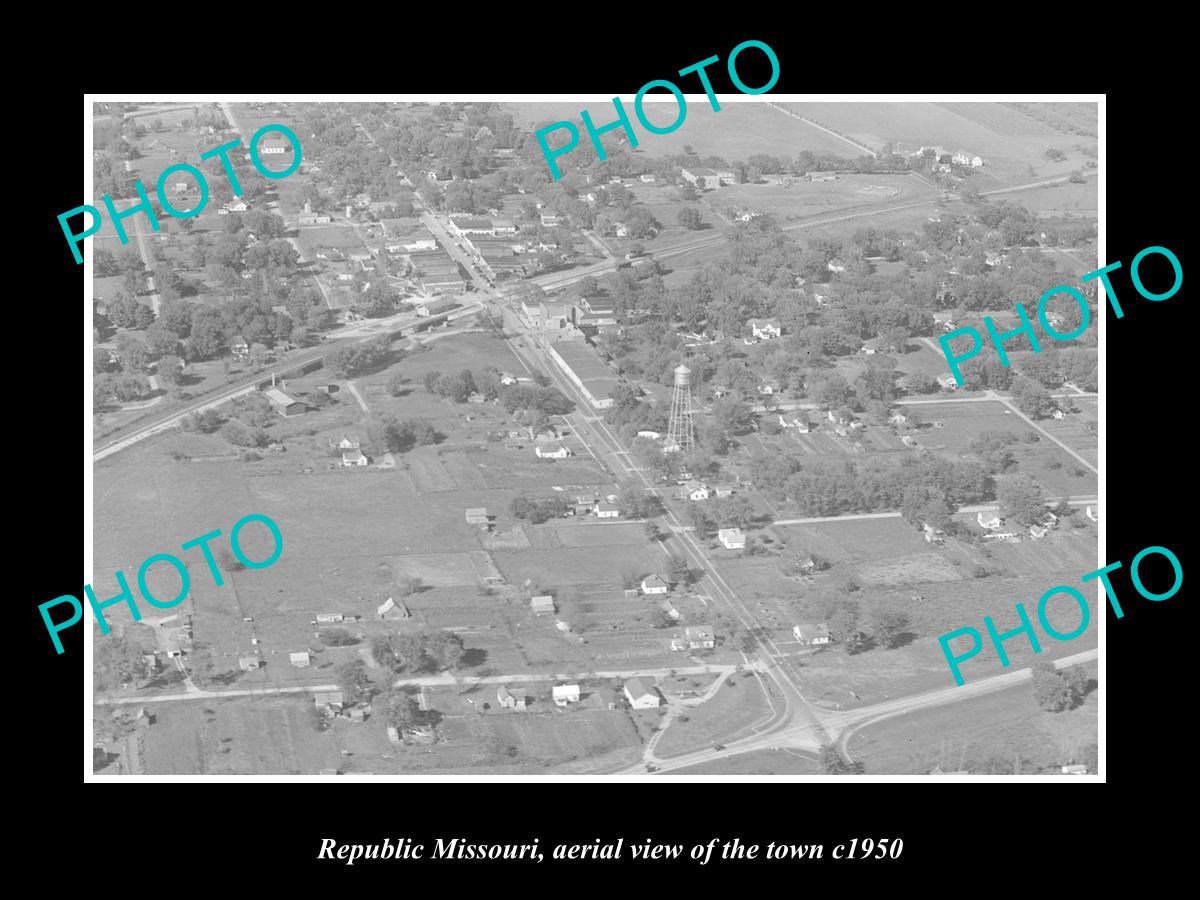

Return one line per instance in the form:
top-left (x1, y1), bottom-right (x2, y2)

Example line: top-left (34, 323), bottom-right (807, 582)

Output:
top-left (336, 436), bottom-right (360, 452)
top-left (499, 372), bottom-right (519, 386)
top-left (797, 557), bottom-right (817, 575)
top-left (230, 336), bottom-right (250, 359)
top-left (889, 412), bottom-right (909, 427)
top-left (530, 595), bottom-right (556, 615)
top-left (535, 444), bottom-right (572, 459)
top-left (826, 409), bottom-right (850, 426)
top-left (641, 574), bottom-right (670, 595)
top-left (552, 684), bottom-right (580, 706)
top-left (143, 653), bottom-right (161, 675)
top-left (1051, 408), bottom-right (1066, 420)
top-left (636, 430), bottom-right (661, 441)
top-left (1086, 505), bottom-right (1098, 523)
top-left (342, 449), bottom-right (369, 467)
top-left (377, 597), bottom-right (410, 620)
top-left (264, 387), bottom-right (307, 417)
top-left (826, 258), bottom-right (847, 274)
top-left (497, 687), bottom-right (527, 710)
top-left (936, 373), bottom-right (960, 391)
top-left (289, 651), bottom-right (311, 668)
top-left (238, 656), bottom-right (262, 671)
top-left (792, 623), bottom-right (831, 645)
top-left (314, 613), bottom-right (344, 625)
top-left (136, 706), bottom-right (156, 727)
top-left (540, 214), bottom-right (562, 227)
top-left (718, 528), bottom-right (746, 550)
top-left (1061, 764), bottom-right (1089, 776)
top-left (712, 169), bottom-right (736, 185)
top-left (679, 480), bottom-right (711, 501)
top-left (227, 200), bottom-right (248, 213)
top-left (923, 523), bottom-right (945, 544)
top-left (977, 511), bottom-right (1003, 531)
top-left (861, 338), bottom-right (882, 355)
top-left (748, 318), bottom-right (782, 341)
top-left (624, 678), bottom-right (663, 710)
top-left (465, 507), bottom-right (490, 526)
top-left (713, 484), bottom-right (735, 498)
top-left (660, 599), bottom-right (682, 621)
top-left (1029, 524), bottom-right (1048, 540)
top-left (670, 625), bottom-right (715, 650)
top-left (594, 501), bottom-right (620, 519)
top-left (681, 166), bottom-right (720, 187)
top-left (314, 691), bottom-right (345, 714)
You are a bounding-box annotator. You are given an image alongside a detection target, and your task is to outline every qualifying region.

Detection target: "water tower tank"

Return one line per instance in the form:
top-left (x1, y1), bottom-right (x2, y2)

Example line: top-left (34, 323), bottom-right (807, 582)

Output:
top-left (674, 365), bottom-right (692, 386)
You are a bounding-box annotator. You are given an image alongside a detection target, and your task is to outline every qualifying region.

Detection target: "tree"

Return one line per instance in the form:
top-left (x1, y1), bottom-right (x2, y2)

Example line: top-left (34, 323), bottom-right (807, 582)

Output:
top-left (336, 660), bottom-right (373, 704)
top-left (819, 746), bottom-right (865, 775)
top-left (676, 207), bottom-right (703, 230)
top-left (997, 474), bottom-right (1047, 526)
top-left (1031, 659), bottom-right (1074, 712)
top-left (1011, 376), bottom-right (1057, 419)
top-left (380, 687), bottom-right (427, 731)
top-left (424, 630), bottom-right (465, 672)
top-left (115, 333), bottom-right (151, 371)
top-left (618, 489), bottom-right (658, 519)
top-left (859, 605), bottom-right (910, 649)
top-left (666, 554), bottom-right (691, 587)
top-left (156, 355), bottom-right (184, 386)
top-left (95, 635), bottom-right (146, 690)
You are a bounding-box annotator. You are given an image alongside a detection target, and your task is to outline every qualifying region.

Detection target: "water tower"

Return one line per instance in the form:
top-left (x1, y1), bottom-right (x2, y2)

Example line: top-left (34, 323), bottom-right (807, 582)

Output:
top-left (664, 364), bottom-right (694, 454)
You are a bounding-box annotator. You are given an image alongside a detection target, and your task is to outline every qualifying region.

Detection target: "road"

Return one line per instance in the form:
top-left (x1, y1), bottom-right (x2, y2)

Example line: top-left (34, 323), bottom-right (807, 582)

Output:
top-left (93, 305), bottom-right (480, 461)
top-left (632, 648), bottom-right (1098, 774)
top-left (97, 663), bottom-right (748, 706)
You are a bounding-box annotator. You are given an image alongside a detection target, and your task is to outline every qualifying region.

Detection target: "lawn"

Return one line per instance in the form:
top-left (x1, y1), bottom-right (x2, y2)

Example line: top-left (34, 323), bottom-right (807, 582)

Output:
top-left (716, 174), bottom-right (937, 223)
top-left (845, 660), bottom-right (1098, 774)
top-left (654, 675), bottom-right (773, 757)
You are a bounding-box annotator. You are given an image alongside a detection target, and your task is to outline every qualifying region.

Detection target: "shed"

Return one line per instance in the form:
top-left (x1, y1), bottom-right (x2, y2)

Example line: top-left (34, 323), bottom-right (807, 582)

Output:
top-left (530, 595), bottom-right (556, 615)
top-left (289, 651), bottom-right (311, 668)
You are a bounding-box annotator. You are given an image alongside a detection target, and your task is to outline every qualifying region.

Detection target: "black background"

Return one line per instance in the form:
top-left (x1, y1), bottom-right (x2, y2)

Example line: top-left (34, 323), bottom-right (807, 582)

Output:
top-left (25, 25), bottom-right (1187, 886)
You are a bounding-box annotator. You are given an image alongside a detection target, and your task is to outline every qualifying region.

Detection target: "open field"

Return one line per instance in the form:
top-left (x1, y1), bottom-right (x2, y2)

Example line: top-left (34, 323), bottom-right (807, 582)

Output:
top-left (716, 174), bottom-right (937, 222)
top-left (777, 102), bottom-right (1093, 184)
top-left (507, 100), bottom-right (858, 161)
top-left (654, 675), bottom-right (772, 757)
top-left (847, 661), bottom-right (1098, 774)
top-left (669, 748), bottom-right (821, 775)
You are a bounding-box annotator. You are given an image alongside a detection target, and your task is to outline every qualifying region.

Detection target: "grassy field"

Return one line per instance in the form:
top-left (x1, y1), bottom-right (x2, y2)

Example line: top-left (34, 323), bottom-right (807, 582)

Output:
top-left (716, 174), bottom-right (937, 222)
top-left (506, 100), bottom-right (856, 161)
top-left (654, 675), bottom-right (772, 757)
top-left (669, 748), bottom-right (821, 775)
top-left (846, 661), bottom-right (1098, 774)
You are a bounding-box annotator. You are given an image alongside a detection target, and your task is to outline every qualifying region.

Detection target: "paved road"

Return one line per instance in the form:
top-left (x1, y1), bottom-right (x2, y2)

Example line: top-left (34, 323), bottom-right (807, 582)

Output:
top-left (632, 648), bottom-right (1099, 774)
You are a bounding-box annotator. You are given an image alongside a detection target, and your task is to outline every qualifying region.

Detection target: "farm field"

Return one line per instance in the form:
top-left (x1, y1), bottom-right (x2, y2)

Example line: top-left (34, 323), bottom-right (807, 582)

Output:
top-left (777, 102), bottom-right (1093, 184)
top-left (506, 100), bottom-right (857, 161)
top-left (846, 661), bottom-right (1098, 774)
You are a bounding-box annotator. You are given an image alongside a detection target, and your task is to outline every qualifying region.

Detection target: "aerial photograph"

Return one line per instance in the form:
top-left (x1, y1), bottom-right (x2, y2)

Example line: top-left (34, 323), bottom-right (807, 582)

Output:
top-left (89, 97), bottom-right (1099, 777)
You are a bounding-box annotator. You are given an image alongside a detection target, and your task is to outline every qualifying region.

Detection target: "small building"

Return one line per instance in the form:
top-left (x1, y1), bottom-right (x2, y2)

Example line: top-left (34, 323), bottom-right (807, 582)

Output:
top-left (1061, 764), bottom-right (1089, 776)
top-left (679, 480), bottom-right (711, 501)
top-left (641, 574), bottom-right (669, 595)
top-left (135, 706), bottom-right (156, 727)
top-left (1029, 524), bottom-right (1048, 540)
top-left (535, 444), bottom-right (572, 459)
top-left (718, 528), bottom-right (746, 550)
top-left (540, 214), bottom-right (563, 227)
top-left (671, 625), bottom-right (715, 651)
top-left (417, 297), bottom-right (457, 316)
top-left (552, 684), bottom-right (580, 707)
top-left (264, 387), bottom-right (308, 417)
top-left (792, 623), bottom-right (831, 645)
top-left (337, 436), bottom-right (360, 451)
top-left (937, 373), bottom-right (959, 391)
top-left (289, 651), bottom-right (311, 668)
top-left (977, 511), bottom-right (1003, 531)
top-left (660, 599), bottom-right (682, 621)
top-left (342, 449), bottom-right (369, 467)
top-left (681, 166), bottom-right (720, 187)
top-left (497, 687), bottom-right (527, 710)
top-left (238, 656), bottom-right (262, 671)
top-left (713, 484), bottom-right (735, 498)
top-left (636, 430), bottom-right (661, 441)
top-left (314, 691), bottom-right (345, 714)
top-left (923, 523), bottom-right (945, 544)
top-left (1086, 505), bottom-right (1098, 523)
top-left (624, 678), bottom-right (663, 710)
top-left (314, 613), bottom-right (344, 625)
top-left (530, 595), bottom-right (556, 615)
top-left (465, 507), bottom-right (490, 525)
top-left (594, 501), bottom-right (620, 519)
top-left (889, 412), bottom-right (909, 426)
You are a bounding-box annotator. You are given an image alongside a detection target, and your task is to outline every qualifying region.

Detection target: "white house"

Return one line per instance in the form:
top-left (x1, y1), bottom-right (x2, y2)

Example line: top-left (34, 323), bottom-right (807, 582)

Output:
top-left (535, 444), bottom-right (572, 459)
top-left (289, 651), bottom-right (311, 668)
top-left (623, 678), bottom-right (663, 710)
top-left (977, 511), bottom-right (1003, 531)
top-left (679, 480), bottom-right (711, 501)
top-left (594, 501), bottom-right (620, 519)
top-left (552, 684), bottom-right (580, 707)
top-left (342, 449), bottom-right (369, 467)
top-left (747, 318), bottom-right (782, 341)
top-left (670, 625), bottom-right (715, 651)
top-left (792, 623), bottom-right (831, 645)
top-left (497, 687), bottom-right (527, 710)
top-left (641, 574), bottom-right (670, 595)
top-left (1029, 524), bottom-right (1048, 539)
top-left (937, 373), bottom-right (960, 391)
top-left (718, 528), bottom-right (746, 550)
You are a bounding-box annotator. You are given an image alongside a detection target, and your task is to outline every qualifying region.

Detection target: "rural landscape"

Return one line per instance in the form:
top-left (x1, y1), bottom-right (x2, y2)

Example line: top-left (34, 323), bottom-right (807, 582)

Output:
top-left (90, 98), bottom-right (1099, 777)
